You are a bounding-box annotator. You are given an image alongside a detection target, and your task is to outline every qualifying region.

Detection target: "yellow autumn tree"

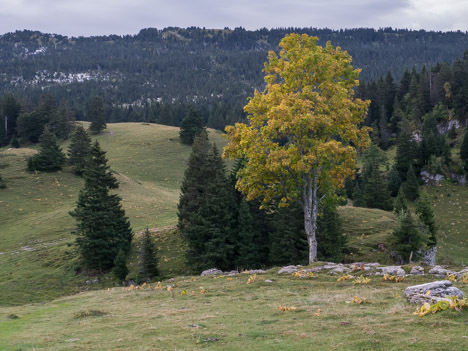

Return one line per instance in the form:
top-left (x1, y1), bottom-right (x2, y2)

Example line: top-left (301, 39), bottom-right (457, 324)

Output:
top-left (223, 33), bottom-right (371, 263)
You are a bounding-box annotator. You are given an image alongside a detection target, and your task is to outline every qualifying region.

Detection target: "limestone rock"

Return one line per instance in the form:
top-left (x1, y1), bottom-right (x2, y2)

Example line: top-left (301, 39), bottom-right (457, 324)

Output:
top-left (428, 265), bottom-right (455, 277)
top-left (226, 270), bottom-right (239, 276)
top-left (405, 280), bottom-right (464, 304)
top-left (378, 266), bottom-right (406, 276)
top-left (278, 265), bottom-right (299, 274)
top-left (246, 269), bottom-right (267, 274)
top-left (201, 268), bottom-right (223, 276)
top-left (410, 266), bottom-right (425, 275)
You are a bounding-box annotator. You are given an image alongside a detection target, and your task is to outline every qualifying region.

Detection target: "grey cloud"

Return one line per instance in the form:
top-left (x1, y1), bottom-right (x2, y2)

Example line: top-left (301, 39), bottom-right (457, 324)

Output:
top-left (0, 0), bottom-right (465, 36)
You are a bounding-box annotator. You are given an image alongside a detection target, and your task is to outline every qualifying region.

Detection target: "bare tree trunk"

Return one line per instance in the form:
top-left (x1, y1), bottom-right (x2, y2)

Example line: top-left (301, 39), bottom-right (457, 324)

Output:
top-left (303, 169), bottom-right (319, 264)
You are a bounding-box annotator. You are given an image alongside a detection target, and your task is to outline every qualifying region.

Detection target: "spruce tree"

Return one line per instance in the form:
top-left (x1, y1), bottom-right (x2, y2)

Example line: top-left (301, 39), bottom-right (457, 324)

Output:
top-left (178, 131), bottom-right (212, 230)
top-left (392, 210), bottom-right (425, 263)
top-left (387, 165), bottom-right (401, 197)
top-left (235, 198), bottom-right (257, 268)
top-left (138, 228), bottom-right (159, 282)
top-left (316, 204), bottom-right (345, 262)
top-left (113, 249), bottom-right (129, 281)
top-left (179, 107), bottom-right (206, 145)
top-left (352, 182), bottom-right (365, 207)
top-left (182, 143), bottom-right (236, 272)
top-left (48, 101), bottom-right (75, 139)
top-left (27, 127), bottom-right (65, 172)
top-left (269, 203), bottom-right (308, 266)
top-left (184, 143), bottom-right (238, 271)
top-left (403, 165), bottom-right (420, 201)
top-left (395, 120), bottom-right (417, 180)
top-left (68, 125), bottom-right (92, 175)
top-left (416, 191), bottom-right (437, 247)
top-left (70, 141), bottom-right (132, 270)
top-left (363, 167), bottom-right (393, 211)
top-left (393, 188), bottom-right (408, 214)
top-left (88, 96), bottom-right (106, 134)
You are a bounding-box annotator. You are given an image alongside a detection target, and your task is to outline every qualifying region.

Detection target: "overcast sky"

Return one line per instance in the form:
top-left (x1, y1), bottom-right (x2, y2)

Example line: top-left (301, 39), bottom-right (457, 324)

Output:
top-left (0, 0), bottom-right (466, 37)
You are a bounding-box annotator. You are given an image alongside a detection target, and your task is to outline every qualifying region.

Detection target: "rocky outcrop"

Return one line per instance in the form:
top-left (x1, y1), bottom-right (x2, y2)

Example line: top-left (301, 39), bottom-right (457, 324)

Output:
top-left (420, 171), bottom-right (445, 186)
top-left (405, 280), bottom-right (464, 304)
top-left (201, 268), bottom-right (223, 276)
top-left (278, 265), bottom-right (300, 274)
top-left (377, 266), bottom-right (406, 276)
top-left (410, 266), bottom-right (425, 275)
top-left (428, 265), bottom-right (456, 277)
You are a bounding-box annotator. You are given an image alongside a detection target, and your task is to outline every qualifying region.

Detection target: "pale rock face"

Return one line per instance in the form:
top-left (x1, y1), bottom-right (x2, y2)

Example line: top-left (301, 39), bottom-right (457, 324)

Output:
top-left (378, 266), bottom-right (406, 276)
top-left (200, 268), bottom-right (223, 276)
top-left (428, 265), bottom-right (456, 277)
top-left (410, 266), bottom-right (425, 275)
top-left (278, 265), bottom-right (300, 274)
top-left (405, 280), bottom-right (464, 304)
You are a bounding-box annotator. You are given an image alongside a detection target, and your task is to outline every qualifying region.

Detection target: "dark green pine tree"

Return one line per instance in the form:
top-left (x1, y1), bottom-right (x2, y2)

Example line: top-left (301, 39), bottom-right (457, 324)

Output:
top-left (460, 128), bottom-right (468, 169)
top-left (363, 167), bottom-right (393, 211)
top-left (182, 143), bottom-right (237, 272)
top-left (27, 127), bottom-right (66, 172)
top-left (316, 203), bottom-right (345, 262)
top-left (70, 141), bottom-right (132, 270)
top-left (88, 96), bottom-right (106, 134)
top-left (235, 198), bottom-right (257, 269)
top-left (403, 164), bottom-right (420, 201)
top-left (178, 131), bottom-right (212, 230)
top-left (416, 191), bottom-right (437, 247)
top-left (393, 210), bottom-right (425, 263)
top-left (179, 106), bottom-right (206, 145)
top-left (387, 165), bottom-right (402, 197)
top-left (113, 249), bottom-right (129, 281)
top-left (393, 188), bottom-right (408, 214)
top-left (352, 182), bottom-right (365, 207)
top-left (1, 95), bottom-right (21, 144)
top-left (48, 101), bottom-right (75, 139)
top-left (395, 120), bottom-right (418, 180)
top-left (138, 228), bottom-right (159, 282)
top-left (68, 125), bottom-right (92, 175)
top-left (268, 202), bottom-right (308, 266)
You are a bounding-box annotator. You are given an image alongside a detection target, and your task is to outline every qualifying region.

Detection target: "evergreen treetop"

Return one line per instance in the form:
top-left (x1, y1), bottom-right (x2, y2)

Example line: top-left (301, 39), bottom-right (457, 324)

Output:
top-left (70, 141), bottom-right (132, 270)
top-left (27, 127), bottom-right (65, 172)
top-left (88, 96), bottom-right (106, 134)
top-left (68, 125), bottom-right (92, 175)
top-left (179, 106), bottom-right (206, 145)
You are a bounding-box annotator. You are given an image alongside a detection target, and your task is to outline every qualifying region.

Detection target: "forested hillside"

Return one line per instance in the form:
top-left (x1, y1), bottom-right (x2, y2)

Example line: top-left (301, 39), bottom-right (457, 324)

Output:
top-left (1, 27), bottom-right (467, 128)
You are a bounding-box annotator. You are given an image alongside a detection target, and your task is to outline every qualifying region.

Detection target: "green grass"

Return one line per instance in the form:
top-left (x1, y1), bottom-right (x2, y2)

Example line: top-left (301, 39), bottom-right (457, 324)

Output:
top-left (0, 122), bottom-right (467, 308)
top-left (339, 206), bottom-right (397, 263)
top-left (424, 183), bottom-right (468, 265)
top-left (0, 271), bottom-right (466, 350)
top-left (0, 123), bottom-right (226, 306)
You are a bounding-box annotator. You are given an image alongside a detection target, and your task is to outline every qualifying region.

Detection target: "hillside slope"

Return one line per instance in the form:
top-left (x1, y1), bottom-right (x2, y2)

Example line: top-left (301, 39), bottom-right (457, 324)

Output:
top-left (0, 122), bottom-right (466, 307)
top-left (0, 123), bottom-right (226, 305)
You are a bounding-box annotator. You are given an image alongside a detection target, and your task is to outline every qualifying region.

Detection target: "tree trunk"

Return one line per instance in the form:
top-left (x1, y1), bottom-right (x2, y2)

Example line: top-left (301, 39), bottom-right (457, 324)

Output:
top-left (303, 169), bottom-right (319, 264)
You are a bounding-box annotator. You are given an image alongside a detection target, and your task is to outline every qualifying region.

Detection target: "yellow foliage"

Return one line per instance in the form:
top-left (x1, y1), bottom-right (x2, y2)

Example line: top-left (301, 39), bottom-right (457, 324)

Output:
top-left (278, 306), bottom-right (297, 312)
top-left (414, 296), bottom-right (467, 317)
top-left (337, 274), bottom-right (352, 282)
top-left (223, 33), bottom-right (370, 218)
top-left (199, 287), bottom-right (207, 294)
top-left (293, 271), bottom-right (315, 279)
top-left (353, 275), bottom-right (370, 285)
top-left (246, 274), bottom-right (257, 284)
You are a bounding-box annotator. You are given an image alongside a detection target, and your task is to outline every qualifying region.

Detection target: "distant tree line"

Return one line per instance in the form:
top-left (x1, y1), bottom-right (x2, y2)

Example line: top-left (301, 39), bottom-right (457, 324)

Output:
top-left (1, 28), bottom-right (468, 131)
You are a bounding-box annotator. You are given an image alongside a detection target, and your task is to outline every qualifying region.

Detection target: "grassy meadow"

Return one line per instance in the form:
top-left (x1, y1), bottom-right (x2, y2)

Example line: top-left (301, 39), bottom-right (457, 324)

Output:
top-left (0, 122), bottom-right (467, 349)
top-left (0, 269), bottom-right (467, 350)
